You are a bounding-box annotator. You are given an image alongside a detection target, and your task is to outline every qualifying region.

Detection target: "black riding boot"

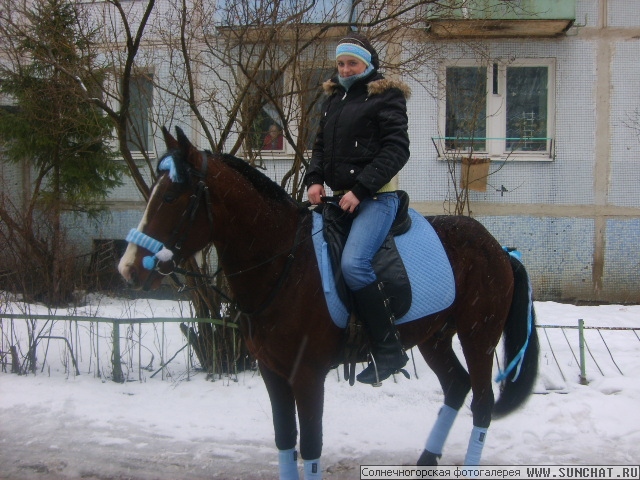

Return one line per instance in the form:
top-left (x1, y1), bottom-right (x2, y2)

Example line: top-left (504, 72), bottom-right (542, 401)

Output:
top-left (354, 281), bottom-right (409, 385)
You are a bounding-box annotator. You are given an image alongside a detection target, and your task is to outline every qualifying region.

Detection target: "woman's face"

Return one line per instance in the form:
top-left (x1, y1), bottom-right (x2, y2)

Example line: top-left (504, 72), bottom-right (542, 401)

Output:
top-left (336, 55), bottom-right (367, 78)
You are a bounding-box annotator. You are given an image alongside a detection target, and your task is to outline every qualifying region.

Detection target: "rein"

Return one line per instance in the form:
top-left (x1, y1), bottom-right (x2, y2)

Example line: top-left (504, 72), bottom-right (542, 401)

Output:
top-left (235, 212), bottom-right (306, 317)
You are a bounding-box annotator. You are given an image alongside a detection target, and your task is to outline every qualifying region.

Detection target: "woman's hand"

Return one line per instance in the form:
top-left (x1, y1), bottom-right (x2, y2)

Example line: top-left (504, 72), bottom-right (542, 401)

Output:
top-left (339, 191), bottom-right (360, 213)
top-left (307, 184), bottom-right (326, 205)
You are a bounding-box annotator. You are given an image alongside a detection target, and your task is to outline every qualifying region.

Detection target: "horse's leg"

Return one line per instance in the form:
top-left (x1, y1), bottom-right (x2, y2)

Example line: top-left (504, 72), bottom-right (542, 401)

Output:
top-left (291, 368), bottom-right (326, 480)
top-left (457, 332), bottom-right (498, 466)
top-left (416, 331), bottom-right (471, 465)
top-left (259, 362), bottom-right (300, 480)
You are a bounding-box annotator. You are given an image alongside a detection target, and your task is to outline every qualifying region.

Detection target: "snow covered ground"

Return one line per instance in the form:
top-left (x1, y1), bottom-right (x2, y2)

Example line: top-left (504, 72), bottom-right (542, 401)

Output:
top-left (1, 295), bottom-right (640, 479)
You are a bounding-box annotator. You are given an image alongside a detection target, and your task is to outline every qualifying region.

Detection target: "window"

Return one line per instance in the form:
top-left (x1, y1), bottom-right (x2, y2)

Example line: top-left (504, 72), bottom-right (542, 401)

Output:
top-left (505, 66), bottom-right (549, 152)
top-left (437, 59), bottom-right (555, 160)
top-left (126, 73), bottom-right (154, 158)
top-left (216, 0), bottom-right (354, 27)
top-left (246, 70), bottom-right (285, 153)
top-left (445, 66), bottom-right (487, 151)
top-left (243, 66), bottom-right (334, 156)
top-left (300, 66), bottom-right (335, 151)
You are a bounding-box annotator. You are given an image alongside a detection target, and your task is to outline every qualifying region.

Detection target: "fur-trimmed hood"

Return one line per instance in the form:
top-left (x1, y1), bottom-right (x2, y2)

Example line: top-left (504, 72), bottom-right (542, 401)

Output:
top-left (322, 76), bottom-right (412, 100)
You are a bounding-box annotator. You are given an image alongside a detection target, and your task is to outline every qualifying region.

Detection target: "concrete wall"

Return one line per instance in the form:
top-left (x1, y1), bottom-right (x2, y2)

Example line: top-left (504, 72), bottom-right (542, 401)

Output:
top-left (53, 0), bottom-right (640, 302)
top-left (402, 0), bottom-right (640, 302)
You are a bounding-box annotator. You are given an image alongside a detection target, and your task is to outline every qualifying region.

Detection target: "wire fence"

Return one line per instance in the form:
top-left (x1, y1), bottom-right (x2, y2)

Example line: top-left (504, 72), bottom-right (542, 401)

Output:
top-left (537, 323), bottom-right (640, 387)
top-left (0, 313), bottom-right (239, 383)
top-left (2, 313), bottom-right (638, 389)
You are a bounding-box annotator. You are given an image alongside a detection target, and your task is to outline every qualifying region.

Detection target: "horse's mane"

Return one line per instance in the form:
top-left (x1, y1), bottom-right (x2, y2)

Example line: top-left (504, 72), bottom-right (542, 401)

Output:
top-left (158, 149), bottom-right (298, 208)
top-left (220, 154), bottom-right (298, 206)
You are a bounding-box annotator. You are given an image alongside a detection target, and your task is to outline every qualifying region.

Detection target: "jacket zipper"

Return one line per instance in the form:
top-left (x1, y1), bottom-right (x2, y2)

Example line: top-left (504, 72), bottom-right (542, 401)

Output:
top-left (329, 90), bottom-right (348, 186)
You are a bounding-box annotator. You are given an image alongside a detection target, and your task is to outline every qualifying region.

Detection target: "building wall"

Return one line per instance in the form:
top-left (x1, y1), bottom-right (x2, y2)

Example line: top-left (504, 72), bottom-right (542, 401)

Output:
top-left (60, 0), bottom-right (640, 302)
top-left (400, 0), bottom-right (640, 303)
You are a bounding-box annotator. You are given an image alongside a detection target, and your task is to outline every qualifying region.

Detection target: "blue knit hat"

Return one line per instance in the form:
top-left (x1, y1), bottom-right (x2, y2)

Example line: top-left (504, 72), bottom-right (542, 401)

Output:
top-left (336, 43), bottom-right (371, 66)
top-left (336, 34), bottom-right (379, 70)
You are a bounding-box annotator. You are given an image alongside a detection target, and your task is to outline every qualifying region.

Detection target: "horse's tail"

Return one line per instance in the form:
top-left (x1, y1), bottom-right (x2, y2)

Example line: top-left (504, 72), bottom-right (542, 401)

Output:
top-left (493, 253), bottom-right (540, 418)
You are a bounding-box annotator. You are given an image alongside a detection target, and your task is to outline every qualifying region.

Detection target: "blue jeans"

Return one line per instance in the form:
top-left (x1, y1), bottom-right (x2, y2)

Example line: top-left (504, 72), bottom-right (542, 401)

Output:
top-left (341, 193), bottom-right (399, 291)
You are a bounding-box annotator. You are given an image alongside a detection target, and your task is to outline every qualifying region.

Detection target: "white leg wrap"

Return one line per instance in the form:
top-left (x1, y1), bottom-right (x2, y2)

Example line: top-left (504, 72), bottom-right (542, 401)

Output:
top-left (425, 404), bottom-right (459, 455)
top-left (464, 426), bottom-right (488, 466)
top-left (278, 448), bottom-right (299, 480)
top-left (303, 458), bottom-right (321, 479)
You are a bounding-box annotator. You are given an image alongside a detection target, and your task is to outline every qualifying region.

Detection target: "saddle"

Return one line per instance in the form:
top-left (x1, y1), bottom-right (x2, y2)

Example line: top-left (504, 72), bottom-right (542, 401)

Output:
top-left (317, 190), bottom-right (413, 385)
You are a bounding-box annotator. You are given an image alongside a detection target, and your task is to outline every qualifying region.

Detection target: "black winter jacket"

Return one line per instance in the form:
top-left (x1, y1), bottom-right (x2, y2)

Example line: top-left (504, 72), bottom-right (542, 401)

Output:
top-left (304, 72), bottom-right (411, 200)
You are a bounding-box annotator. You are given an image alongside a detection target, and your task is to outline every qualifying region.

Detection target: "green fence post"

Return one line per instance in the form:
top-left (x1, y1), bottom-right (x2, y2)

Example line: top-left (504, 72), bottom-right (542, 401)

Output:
top-left (112, 320), bottom-right (124, 383)
top-left (579, 319), bottom-right (588, 385)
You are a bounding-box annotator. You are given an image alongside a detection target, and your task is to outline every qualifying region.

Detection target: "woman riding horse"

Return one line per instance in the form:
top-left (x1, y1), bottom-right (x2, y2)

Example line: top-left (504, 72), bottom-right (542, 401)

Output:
top-left (305, 34), bottom-right (412, 385)
top-left (118, 126), bottom-right (539, 480)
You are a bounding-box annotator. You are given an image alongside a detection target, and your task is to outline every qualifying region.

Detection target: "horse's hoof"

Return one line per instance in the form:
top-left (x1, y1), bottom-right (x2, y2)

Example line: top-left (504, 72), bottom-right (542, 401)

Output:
top-left (417, 449), bottom-right (441, 466)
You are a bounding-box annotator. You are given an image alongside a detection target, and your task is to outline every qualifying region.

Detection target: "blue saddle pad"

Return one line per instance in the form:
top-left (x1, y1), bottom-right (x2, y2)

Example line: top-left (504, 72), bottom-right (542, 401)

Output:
top-left (311, 208), bottom-right (456, 328)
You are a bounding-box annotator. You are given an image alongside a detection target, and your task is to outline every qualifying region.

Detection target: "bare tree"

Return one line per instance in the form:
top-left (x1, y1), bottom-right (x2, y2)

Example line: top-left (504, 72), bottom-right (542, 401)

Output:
top-left (127, 0), bottom-right (448, 374)
top-left (0, 0), bottom-right (465, 374)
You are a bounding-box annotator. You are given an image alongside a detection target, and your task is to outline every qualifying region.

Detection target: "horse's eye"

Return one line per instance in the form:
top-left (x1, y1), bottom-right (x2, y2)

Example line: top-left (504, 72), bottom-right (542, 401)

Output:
top-left (163, 192), bottom-right (178, 203)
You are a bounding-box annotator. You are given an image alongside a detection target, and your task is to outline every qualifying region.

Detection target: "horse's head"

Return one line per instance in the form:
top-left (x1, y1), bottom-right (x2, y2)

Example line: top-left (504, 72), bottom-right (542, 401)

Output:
top-left (118, 126), bottom-right (214, 290)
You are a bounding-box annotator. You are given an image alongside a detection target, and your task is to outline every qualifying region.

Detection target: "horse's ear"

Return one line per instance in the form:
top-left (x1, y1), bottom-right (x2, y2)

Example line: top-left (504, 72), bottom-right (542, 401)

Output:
top-left (175, 126), bottom-right (199, 167)
top-left (176, 126), bottom-right (191, 149)
top-left (162, 126), bottom-right (179, 150)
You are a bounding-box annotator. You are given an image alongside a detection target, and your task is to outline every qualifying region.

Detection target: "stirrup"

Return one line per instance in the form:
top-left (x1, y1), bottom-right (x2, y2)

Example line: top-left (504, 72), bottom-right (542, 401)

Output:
top-left (369, 354), bottom-right (383, 388)
top-left (357, 354), bottom-right (410, 386)
top-left (352, 353), bottom-right (383, 386)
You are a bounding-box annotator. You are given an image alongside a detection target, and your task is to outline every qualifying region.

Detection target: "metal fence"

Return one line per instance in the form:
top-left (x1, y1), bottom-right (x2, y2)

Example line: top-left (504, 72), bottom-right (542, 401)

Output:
top-left (537, 322), bottom-right (640, 387)
top-left (0, 313), bottom-right (238, 383)
top-left (2, 313), bottom-right (638, 388)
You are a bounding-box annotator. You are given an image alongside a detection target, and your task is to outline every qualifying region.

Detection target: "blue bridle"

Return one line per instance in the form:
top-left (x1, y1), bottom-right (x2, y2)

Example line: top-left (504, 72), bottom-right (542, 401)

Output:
top-left (125, 228), bottom-right (173, 271)
top-left (126, 153), bottom-right (212, 273)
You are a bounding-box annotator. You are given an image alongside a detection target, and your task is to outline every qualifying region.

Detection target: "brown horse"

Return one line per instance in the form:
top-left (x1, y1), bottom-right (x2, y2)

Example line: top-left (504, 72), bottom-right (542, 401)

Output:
top-left (119, 127), bottom-right (539, 479)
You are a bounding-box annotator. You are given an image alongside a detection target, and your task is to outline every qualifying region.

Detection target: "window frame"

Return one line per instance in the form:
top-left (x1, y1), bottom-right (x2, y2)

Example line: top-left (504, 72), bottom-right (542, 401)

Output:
top-left (126, 72), bottom-right (156, 161)
top-left (297, 63), bottom-right (336, 153)
top-left (436, 57), bottom-right (556, 162)
top-left (241, 63), bottom-right (335, 160)
top-left (243, 68), bottom-right (288, 156)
